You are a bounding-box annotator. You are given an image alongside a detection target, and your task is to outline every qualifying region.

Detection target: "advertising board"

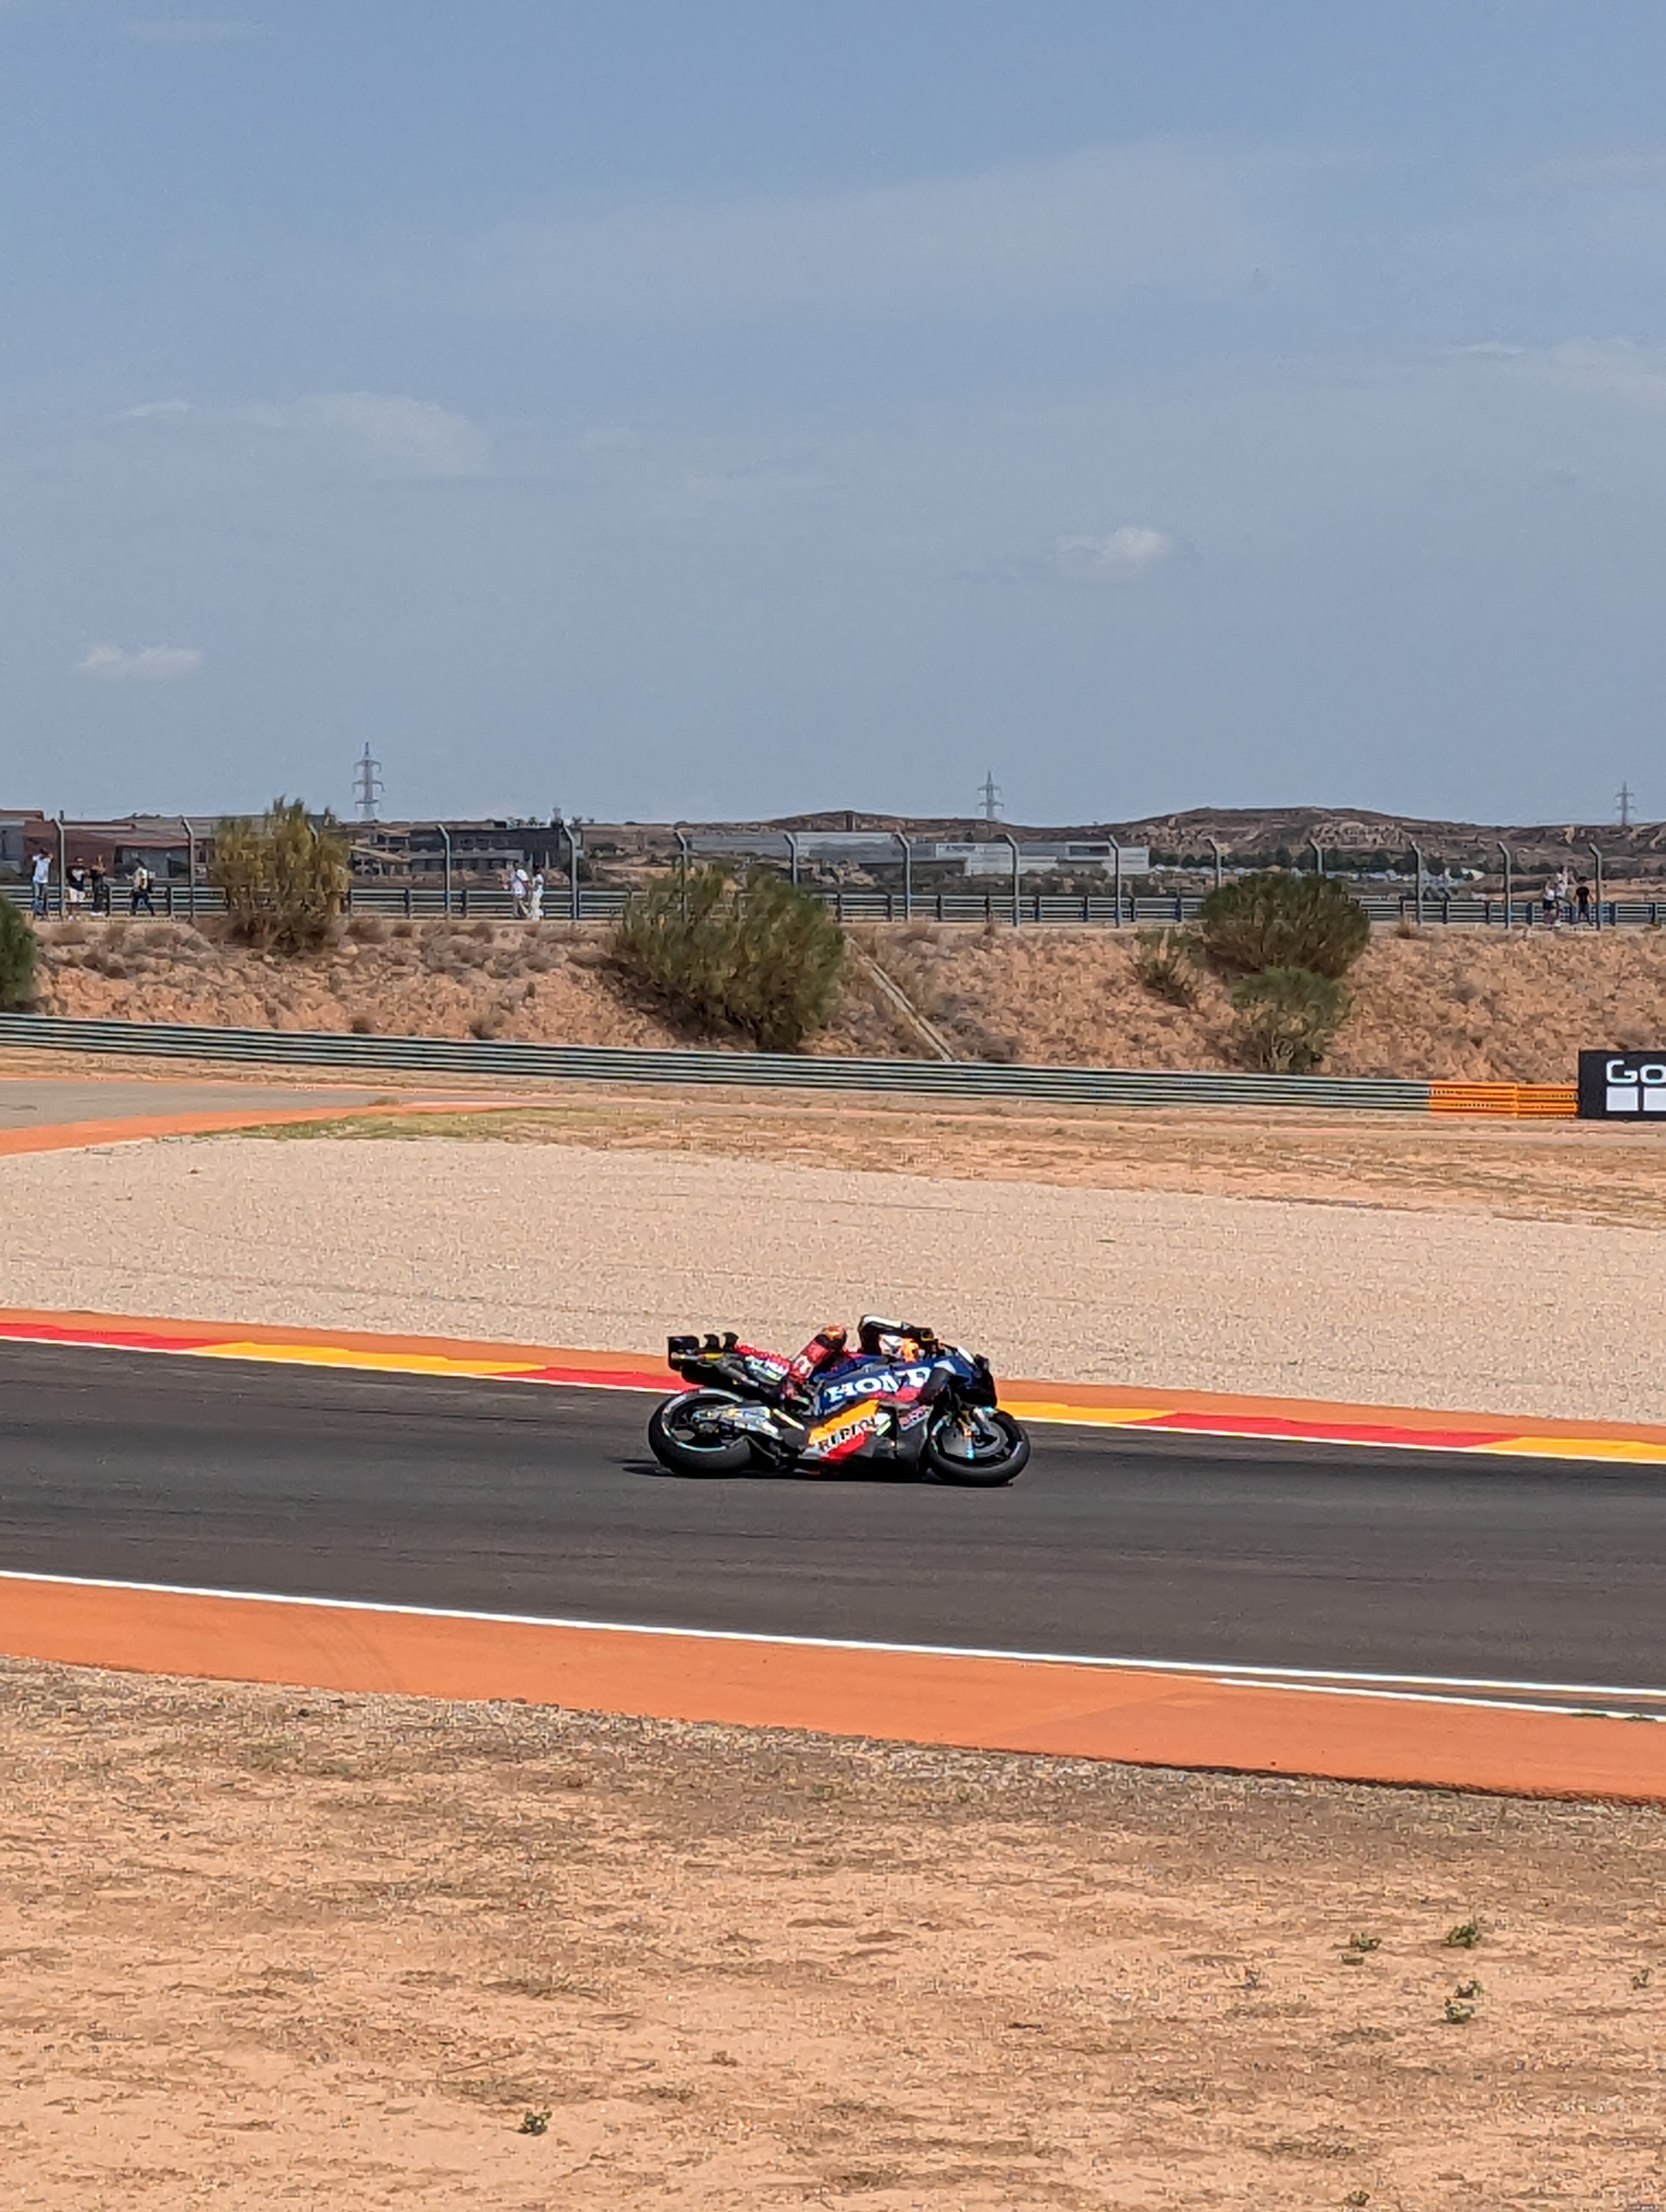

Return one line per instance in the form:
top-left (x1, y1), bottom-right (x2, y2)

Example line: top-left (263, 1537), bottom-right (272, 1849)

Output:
top-left (1578, 1050), bottom-right (1666, 1119)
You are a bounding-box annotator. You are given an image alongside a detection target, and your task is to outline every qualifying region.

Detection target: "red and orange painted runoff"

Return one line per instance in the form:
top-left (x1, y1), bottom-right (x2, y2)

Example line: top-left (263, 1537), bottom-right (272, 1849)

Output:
top-left (0, 1303), bottom-right (1662, 1465)
top-left (4, 1302), bottom-right (1666, 1802)
top-left (0, 1095), bottom-right (509, 1161)
top-left (3, 1571), bottom-right (1664, 1804)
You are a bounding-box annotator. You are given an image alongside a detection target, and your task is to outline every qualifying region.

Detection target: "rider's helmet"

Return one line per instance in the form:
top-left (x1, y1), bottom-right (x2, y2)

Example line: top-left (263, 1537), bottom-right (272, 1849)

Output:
top-left (857, 1315), bottom-right (938, 1360)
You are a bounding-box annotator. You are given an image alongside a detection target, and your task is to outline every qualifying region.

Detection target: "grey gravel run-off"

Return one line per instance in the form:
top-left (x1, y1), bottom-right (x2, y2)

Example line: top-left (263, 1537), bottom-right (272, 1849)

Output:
top-left (1, 1136), bottom-right (1660, 1424)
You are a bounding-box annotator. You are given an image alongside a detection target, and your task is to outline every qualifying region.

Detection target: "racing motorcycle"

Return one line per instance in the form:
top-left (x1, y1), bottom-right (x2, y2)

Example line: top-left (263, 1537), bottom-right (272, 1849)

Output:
top-left (646, 1330), bottom-right (1031, 1486)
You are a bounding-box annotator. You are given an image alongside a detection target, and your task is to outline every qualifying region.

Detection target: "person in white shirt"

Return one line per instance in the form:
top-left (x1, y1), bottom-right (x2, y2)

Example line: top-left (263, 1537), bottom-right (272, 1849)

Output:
top-left (29, 851), bottom-right (51, 916)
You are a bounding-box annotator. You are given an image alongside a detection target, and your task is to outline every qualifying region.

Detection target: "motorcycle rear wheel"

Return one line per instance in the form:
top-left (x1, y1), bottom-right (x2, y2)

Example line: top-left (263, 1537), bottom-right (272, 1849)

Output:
top-left (648, 1392), bottom-right (755, 1475)
top-left (924, 1407), bottom-right (1029, 1487)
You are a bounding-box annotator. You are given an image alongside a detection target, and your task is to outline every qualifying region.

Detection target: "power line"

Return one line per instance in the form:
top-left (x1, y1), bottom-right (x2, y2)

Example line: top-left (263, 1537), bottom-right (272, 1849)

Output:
top-left (1617, 781), bottom-right (1635, 830)
top-left (353, 744), bottom-right (384, 824)
top-left (978, 769), bottom-right (1002, 822)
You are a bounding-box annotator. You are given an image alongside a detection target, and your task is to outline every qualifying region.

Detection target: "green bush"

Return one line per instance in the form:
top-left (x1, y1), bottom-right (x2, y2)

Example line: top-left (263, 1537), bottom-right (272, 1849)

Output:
top-left (611, 863), bottom-right (845, 1051)
top-left (212, 798), bottom-right (349, 954)
top-left (1131, 925), bottom-right (1198, 1006)
top-left (1196, 870), bottom-right (1370, 981)
top-left (1230, 966), bottom-right (1347, 1073)
top-left (0, 898), bottom-right (37, 1008)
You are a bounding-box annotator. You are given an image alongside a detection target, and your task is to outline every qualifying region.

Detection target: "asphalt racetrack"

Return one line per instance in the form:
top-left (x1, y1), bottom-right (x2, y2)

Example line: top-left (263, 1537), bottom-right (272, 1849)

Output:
top-left (2, 1340), bottom-right (1664, 1693)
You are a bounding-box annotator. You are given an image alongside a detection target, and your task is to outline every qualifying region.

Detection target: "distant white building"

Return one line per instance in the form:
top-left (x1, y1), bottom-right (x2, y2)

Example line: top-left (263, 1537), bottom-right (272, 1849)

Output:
top-left (928, 841), bottom-right (1151, 876)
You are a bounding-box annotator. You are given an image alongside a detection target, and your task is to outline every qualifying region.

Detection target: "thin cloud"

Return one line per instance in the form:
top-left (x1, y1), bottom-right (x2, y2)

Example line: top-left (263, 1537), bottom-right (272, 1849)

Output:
top-left (965, 525), bottom-right (1178, 587)
top-left (79, 644), bottom-right (203, 683)
top-left (1536, 149), bottom-right (1666, 190)
top-left (482, 139), bottom-right (1289, 320)
top-left (127, 20), bottom-right (264, 42)
top-left (110, 390), bottom-right (486, 476)
top-left (1053, 528), bottom-right (1176, 582)
top-left (1468, 337), bottom-right (1666, 411)
top-left (241, 391), bottom-right (489, 477)
top-left (683, 466), bottom-right (833, 503)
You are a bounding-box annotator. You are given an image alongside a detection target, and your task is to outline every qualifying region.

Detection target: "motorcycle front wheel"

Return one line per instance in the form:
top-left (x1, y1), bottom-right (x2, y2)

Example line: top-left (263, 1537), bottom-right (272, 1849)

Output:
top-left (924, 1406), bottom-right (1030, 1487)
top-left (647, 1392), bottom-right (755, 1475)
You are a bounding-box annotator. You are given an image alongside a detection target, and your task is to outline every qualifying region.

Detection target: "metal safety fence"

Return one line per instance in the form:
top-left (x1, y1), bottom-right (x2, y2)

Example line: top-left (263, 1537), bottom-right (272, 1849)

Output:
top-left (0, 1009), bottom-right (1556, 1113)
top-left (7, 880), bottom-right (1666, 929)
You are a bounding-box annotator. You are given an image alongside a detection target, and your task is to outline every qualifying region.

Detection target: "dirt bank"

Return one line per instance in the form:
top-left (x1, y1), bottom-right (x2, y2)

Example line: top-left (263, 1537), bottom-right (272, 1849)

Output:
top-left (3, 1658), bottom-right (1662, 2210)
top-left (29, 914), bottom-right (1666, 1080)
top-left (867, 921), bottom-right (1666, 1081)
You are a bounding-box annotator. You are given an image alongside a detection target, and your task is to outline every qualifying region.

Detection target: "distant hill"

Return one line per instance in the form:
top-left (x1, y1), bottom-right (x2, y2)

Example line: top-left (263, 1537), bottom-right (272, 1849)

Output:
top-left (755, 806), bottom-right (1664, 873)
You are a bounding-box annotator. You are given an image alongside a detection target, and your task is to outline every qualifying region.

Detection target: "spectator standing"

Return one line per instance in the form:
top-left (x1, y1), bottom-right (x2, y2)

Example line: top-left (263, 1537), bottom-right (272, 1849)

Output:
top-left (1541, 878), bottom-right (1559, 927)
top-left (130, 861), bottom-right (155, 915)
top-left (528, 867), bottom-right (545, 922)
top-left (66, 862), bottom-right (88, 912)
top-left (1575, 878), bottom-right (1592, 925)
top-left (510, 863), bottom-right (530, 919)
top-left (29, 850), bottom-right (50, 916)
top-left (89, 857), bottom-right (110, 915)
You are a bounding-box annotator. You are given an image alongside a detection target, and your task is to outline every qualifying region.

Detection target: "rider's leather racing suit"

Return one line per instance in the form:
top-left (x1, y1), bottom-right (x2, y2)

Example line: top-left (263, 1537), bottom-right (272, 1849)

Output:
top-left (782, 1317), bottom-right (940, 1405)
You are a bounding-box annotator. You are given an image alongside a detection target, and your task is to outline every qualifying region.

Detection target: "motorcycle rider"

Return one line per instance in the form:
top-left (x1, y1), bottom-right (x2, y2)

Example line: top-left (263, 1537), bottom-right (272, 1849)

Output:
top-left (783, 1316), bottom-right (941, 1403)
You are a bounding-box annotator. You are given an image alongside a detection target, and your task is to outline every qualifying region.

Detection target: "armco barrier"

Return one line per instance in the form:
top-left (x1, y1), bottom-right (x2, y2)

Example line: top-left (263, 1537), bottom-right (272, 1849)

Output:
top-left (0, 1011), bottom-right (1572, 1114)
top-left (1430, 1081), bottom-right (1578, 1117)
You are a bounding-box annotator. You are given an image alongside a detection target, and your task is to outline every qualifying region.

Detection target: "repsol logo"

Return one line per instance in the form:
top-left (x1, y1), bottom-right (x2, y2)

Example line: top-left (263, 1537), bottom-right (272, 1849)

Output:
top-left (1578, 1050), bottom-right (1666, 1119)
top-left (815, 1410), bottom-right (879, 1451)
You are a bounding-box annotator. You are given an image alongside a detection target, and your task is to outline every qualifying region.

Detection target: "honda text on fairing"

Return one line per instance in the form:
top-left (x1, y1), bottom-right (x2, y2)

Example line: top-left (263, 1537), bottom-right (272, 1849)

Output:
top-left (646, 1319), bottom-right (1031, 1486)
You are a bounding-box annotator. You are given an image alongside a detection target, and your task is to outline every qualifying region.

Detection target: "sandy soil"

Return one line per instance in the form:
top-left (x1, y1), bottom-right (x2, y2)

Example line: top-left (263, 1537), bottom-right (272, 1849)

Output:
top-left (30, 913), bottom-right (1666, 1081)
top-left (225, 1096), bottom-right (1666, 1230)
top-left (28, 917), bottom-right (906, 1061)
top-left (868, 921), bottom-right (1666, 1082)
top-left (3, 1130), bottom-right (1662, 1423)
top-left (4, 1657), bottom-right (1663, 2210)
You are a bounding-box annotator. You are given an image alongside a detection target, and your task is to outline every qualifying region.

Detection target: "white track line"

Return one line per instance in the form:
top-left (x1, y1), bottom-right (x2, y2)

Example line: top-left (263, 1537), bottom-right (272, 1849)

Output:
top-left (4, 1567), bottom-right (1663, 1714)
top-left (1210, 1678), bottom-right (1663, 1719)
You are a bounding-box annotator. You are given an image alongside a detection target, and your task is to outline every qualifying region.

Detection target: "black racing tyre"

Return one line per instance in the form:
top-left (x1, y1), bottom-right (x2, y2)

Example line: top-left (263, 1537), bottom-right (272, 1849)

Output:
top-left (647, 1392), bottom-right (754, 1475)
top-left (924, 1407), bottom-right (1030, 1487)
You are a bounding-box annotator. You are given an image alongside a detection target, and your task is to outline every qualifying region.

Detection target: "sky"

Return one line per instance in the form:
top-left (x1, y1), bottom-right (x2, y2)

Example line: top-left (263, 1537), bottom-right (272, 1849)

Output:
top-left (3, 3), bottom-right (1666, 825)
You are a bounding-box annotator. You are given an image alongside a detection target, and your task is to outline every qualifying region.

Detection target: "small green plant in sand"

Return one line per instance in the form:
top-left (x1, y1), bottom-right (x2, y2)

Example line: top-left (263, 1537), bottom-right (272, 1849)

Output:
top-left (1131, 925), bottom-right (1199, 1007)
top-left (1230, 965), bottom-right (1348, 1073)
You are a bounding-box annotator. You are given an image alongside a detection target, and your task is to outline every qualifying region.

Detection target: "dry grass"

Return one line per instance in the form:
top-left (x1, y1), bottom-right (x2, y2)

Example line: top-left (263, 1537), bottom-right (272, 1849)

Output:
top-left (30, 919), bottom-right (910, 1060)
top-left (4, 1657), bottom-right (1664, 2209)
top-left (868, 921), bottom-right (1666, 1082)
top-left (230, 1096), bottom-right (1666, 1230)
top-left (30, 916), bottom-right (1666, 1080)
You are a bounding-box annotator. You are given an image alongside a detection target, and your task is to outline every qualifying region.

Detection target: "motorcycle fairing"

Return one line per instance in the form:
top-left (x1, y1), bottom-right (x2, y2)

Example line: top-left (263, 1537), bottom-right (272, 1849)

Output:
top-left (800, 1354), bottom-right (941, 1464)
top-left (814, 1358), bottom-right (938, 1411)
top-left (805, 1398), bottom-right (886, 1461)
